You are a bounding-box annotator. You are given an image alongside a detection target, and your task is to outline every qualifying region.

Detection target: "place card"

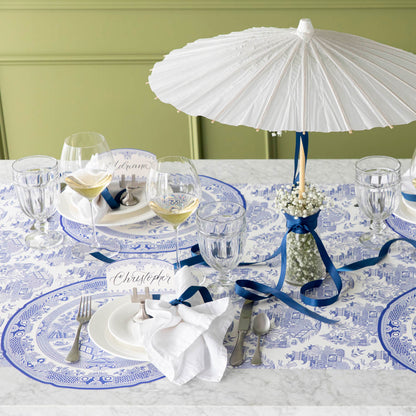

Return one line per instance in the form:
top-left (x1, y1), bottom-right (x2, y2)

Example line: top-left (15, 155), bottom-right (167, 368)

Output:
top-left (105, 258), bottom-right (175, 293)
top-left (111, 148), bottom-right (156, 181)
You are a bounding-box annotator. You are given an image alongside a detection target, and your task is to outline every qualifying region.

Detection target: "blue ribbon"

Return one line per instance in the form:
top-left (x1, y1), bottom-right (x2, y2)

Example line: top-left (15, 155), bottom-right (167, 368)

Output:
top-left (177, 131), bottom-right (308, 271)
top-left (235, 210), bottom-right (341, 324)
top-left (101, 188), bottom-right (125, 209)
top-left (178, 244), bottom-right (281, 270)
top-left (234, 279), bottom-right (336, 324)
top-left (90, 251), bottom-right (116, 263)
top-left (402, 192), bottom-right (416, 202)
top-left (169, 285), bottom-right (213, 307)
top-left (337, 237), bottom-right (416, 272)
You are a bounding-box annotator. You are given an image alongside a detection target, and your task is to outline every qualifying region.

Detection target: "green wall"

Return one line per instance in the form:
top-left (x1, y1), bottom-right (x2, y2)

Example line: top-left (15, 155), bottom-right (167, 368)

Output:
top-left (0, 0), bottom-right (414, 160)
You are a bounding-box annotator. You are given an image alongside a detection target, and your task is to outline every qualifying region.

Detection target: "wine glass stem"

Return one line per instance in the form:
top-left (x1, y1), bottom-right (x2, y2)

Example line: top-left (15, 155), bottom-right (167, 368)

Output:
top-left (174, 225), bottom-right (180, 269)
top-left (370, 219), bottom-right (385, 235)
top-left (89, 200), bottom-right (99, 249)
top-left (35, 220), bottom-right (47, 233)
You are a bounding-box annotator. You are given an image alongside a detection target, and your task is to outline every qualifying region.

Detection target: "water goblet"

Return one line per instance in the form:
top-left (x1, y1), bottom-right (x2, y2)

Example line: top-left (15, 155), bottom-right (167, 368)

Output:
top-left (12, 155), bottom-right (64, 249)
top-left (355, 155), bottom-right (401, 248)
top-left (196, 201), bottom-right (246, 287)
top-left (60, 131), bottom-right (120, 259)
top-left (146, 156), bottom-right (201, 268)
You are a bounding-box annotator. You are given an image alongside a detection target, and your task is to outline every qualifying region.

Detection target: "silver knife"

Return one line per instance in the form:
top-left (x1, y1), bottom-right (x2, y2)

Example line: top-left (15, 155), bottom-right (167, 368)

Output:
top-left (230, 299), bottom-right (254, 367)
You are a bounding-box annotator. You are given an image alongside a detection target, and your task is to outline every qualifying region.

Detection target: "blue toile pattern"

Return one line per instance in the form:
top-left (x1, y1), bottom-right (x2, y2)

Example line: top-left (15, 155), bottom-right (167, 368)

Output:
top-left (0, 182), bottom-right (415, 389)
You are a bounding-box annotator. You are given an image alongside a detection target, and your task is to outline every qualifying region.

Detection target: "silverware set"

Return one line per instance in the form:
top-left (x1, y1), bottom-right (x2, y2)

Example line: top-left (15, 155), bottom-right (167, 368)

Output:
top-left (66, 295), bottom-right (269, 366)
top-left (230, 300), bottom-right (270, 366)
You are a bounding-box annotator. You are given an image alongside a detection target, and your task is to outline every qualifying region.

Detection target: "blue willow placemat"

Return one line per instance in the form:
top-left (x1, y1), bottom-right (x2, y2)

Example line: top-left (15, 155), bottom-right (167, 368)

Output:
top-left (1, 183), bottom-right (416, 389)
top-left (1, 277), bottom-right (165, 389)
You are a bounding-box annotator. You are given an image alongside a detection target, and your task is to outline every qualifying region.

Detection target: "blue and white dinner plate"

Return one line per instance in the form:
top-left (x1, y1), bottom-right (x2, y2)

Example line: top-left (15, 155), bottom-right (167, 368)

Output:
top-left (60, 175), bottom-right (246, 254)
top-left (378, 287), bottom-right (416, 372)
top-left (386, 210), bottom-right (416, 240)
top-left (1, 277), bottom-right (165, 389)
top-left (57, 148), bottom-right (157, 227)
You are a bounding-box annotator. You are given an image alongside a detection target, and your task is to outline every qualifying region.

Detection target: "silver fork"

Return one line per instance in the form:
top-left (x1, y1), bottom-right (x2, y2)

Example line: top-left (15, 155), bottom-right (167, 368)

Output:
top-left (65, 296), bottom-right (92, 363)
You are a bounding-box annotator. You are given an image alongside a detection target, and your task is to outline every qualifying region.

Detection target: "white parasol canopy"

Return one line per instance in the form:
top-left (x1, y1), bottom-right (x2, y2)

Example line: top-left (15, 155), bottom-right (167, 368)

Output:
top-left (148, 18), bottom-right (416, 134)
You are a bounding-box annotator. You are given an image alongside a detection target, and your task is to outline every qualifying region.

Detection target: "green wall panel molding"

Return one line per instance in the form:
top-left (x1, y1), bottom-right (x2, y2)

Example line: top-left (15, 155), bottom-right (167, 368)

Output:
top-left (0, 54), bottom-right (162, 66)
top-left (0, 0), bottom-right (414, 10)
top-left (0, 92), bottom-right (8, 159)
top-left (188, 116), bottom-right (202, 160)
top-left (0, 3), bottom-right (414, 159)
top-left (0, 63), bottom-right (190, 160)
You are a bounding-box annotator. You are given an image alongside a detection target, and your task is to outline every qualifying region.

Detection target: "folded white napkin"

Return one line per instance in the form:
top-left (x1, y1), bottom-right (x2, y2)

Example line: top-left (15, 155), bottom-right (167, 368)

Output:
top-left (139, 267), bottom-right (235, 385)
top-left (62, 181), bottom-right (119, 223)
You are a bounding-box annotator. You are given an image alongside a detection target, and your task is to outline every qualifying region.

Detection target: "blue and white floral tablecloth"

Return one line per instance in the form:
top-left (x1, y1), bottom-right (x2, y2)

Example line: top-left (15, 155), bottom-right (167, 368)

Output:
top-left (0, 181), bottom-right (416, 389)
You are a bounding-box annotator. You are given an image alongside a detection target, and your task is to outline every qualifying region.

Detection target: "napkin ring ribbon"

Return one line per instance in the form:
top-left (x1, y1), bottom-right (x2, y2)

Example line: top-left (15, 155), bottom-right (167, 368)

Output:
top-left (101, 188), bottom-right (126, 210)
top-left (169, 285), bottom-right (213, 307)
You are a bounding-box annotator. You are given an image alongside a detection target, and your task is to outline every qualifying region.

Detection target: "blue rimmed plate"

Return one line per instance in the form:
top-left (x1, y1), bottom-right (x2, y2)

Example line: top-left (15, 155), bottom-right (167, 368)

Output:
top-left (386, 209), bottom-right (416, 240)
top-left (57, 148), bottom-right (157, 227)
top-left (60, 175), bottom-right (246, 254)
top-left (1, 277), bottom-right (165, 389)
top-left (378, 287), bottom-right (416, 372)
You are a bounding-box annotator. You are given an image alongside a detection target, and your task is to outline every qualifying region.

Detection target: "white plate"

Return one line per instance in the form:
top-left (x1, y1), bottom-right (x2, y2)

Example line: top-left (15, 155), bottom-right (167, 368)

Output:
top-left (58, 147), bottom-right (157, 227)
top-left (88, 295), bottom-right (149, 361)
top-left (401, 170), bottom-right (416, 214)
top-left (57, 188), bottom-right (156, 227)
top-left (402, 192), bottom-right (416, 217)
top-left (393, 198), bottom-right (416, 225)
top-left (108, 302), bottom-right (147, 347)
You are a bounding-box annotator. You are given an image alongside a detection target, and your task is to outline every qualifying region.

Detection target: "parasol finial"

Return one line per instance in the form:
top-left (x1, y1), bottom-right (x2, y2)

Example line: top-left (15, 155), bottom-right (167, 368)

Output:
top-left (296, 18), bottom-right (314, 42)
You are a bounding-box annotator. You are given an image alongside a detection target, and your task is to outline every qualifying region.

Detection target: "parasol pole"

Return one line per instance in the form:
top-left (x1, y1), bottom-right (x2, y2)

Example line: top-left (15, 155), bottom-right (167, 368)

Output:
top-left (298, 133), bottom-right (306, 199)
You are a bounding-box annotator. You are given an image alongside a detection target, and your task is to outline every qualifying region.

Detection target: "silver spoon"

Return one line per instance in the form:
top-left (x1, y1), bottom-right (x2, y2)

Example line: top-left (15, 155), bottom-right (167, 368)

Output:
top-left (251, 312), bottom-right (270, 365)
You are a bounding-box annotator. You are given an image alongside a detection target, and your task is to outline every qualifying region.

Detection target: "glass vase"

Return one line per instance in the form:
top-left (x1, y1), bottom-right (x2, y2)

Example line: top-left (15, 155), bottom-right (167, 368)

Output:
top-left (285, 230), bottom-right (325, 286)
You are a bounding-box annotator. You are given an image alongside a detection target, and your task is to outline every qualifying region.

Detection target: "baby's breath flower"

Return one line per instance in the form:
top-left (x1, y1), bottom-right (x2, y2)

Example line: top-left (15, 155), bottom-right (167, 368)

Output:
top-left (275, 183), bottom-right (328, 217)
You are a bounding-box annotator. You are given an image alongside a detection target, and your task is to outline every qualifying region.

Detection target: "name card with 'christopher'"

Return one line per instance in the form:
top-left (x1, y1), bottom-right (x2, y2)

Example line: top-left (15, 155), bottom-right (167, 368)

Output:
top-left (105, 258), bottom-right (175, 293)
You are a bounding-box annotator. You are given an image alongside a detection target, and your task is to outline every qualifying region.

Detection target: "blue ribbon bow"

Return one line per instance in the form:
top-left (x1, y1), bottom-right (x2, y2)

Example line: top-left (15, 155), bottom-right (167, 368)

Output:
top-left (169, 285), bottom-right (213, 307)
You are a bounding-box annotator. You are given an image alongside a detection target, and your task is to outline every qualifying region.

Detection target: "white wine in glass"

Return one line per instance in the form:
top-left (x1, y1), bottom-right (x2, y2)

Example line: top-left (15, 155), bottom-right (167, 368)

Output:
top-left (146, 156), bottom-right (201, 268)
top-left (60, 131), bottom-right (120, 259)
top-left (148, 194), bottom-right (200, 227)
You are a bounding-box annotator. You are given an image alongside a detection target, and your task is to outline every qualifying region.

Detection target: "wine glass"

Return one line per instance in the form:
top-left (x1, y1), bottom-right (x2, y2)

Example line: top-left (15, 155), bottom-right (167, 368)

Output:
top-left (355, 155), bottom-right (401, 247)
top-left (12, 155), bottom-right (64, 249)
top-left (146, 156), bottom-right (201, 268)
top-left (60, 131), bottom-right (119, 259)
top-left (196, 201), bottom-right (246, 287)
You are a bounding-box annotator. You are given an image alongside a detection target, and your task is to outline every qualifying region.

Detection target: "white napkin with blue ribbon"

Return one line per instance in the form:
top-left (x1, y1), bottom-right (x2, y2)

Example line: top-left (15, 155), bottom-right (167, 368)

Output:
top-left (140, 267), bottom-right (234, 385)
top-left (61, 176), bottom-right (120, 223)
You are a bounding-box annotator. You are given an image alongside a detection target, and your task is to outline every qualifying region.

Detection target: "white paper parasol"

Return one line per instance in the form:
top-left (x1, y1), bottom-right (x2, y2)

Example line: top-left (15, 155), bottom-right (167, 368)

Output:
top-left (148, 19), bottom-right (416, 191)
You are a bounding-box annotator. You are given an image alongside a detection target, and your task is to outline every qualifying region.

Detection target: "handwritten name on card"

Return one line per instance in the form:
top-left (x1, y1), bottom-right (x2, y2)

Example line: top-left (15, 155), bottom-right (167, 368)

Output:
top-left (106, 258), bottom-right (175, 293)
top-left (112, 149), bottom-right (156, 181)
